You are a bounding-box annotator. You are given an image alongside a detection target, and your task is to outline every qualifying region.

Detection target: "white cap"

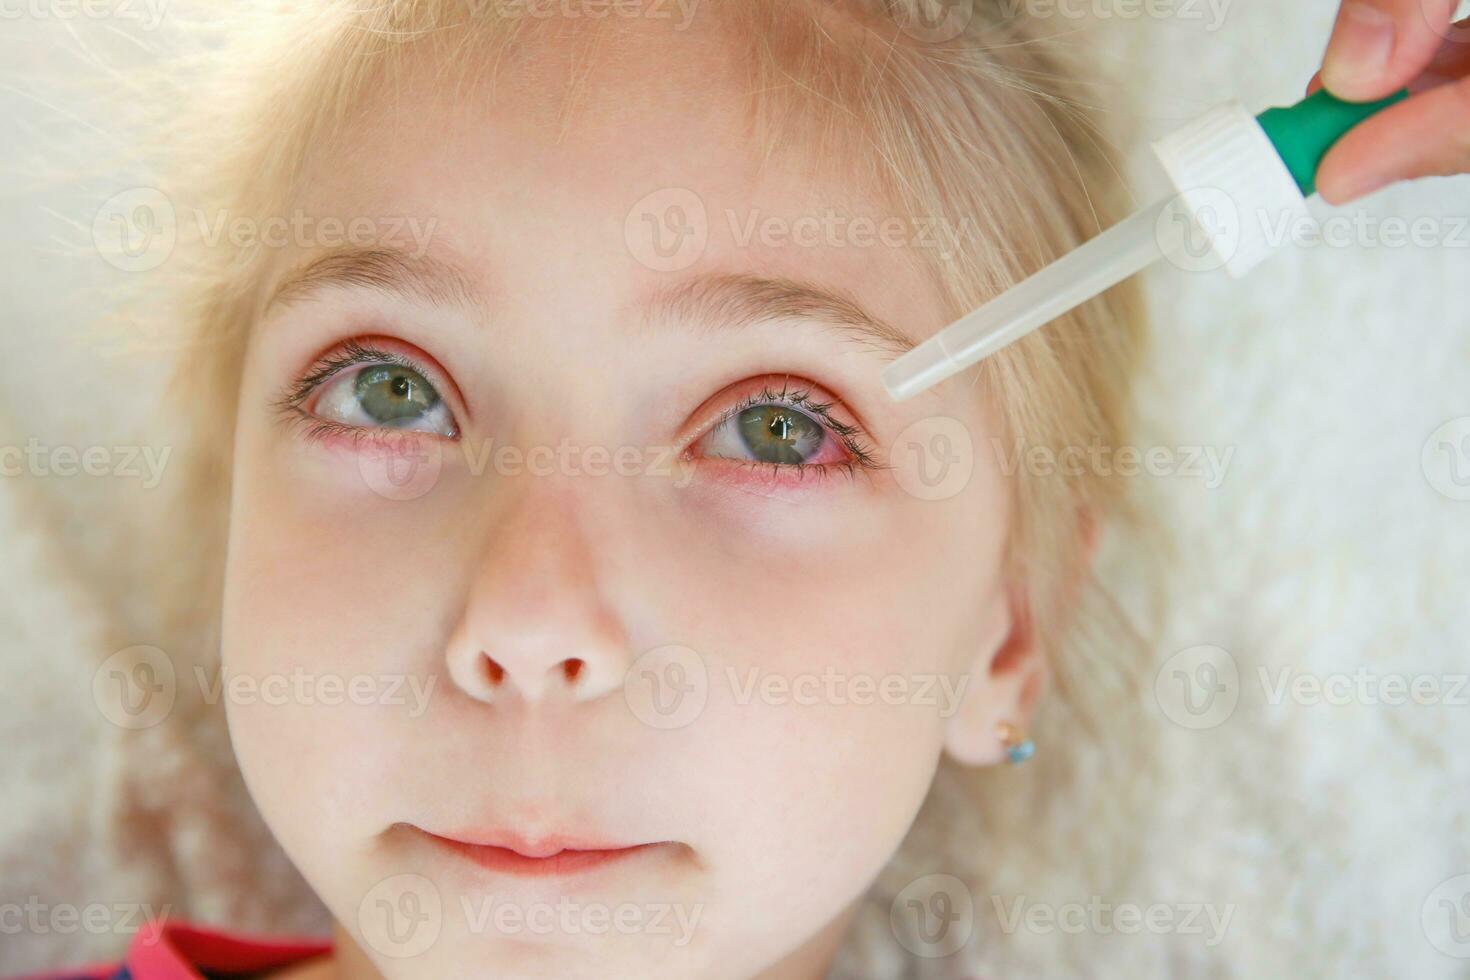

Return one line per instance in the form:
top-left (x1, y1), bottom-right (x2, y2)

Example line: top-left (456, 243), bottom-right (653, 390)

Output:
top-left (1149, 100), bottom-right (1309, 279)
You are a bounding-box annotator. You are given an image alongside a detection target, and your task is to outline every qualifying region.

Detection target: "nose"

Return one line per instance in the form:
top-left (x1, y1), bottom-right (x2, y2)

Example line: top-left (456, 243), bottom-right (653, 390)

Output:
top-left (445, 490), bottom-right (632, 706)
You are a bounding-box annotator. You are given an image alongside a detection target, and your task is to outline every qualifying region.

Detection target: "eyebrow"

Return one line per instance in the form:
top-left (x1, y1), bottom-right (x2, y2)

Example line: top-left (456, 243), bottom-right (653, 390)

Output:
top-left (265, 246), bottom-right (484, 315)
top-left (642, 272), bottom-right (918, 358)
top-left (264, 246), bottom-right (918, 357)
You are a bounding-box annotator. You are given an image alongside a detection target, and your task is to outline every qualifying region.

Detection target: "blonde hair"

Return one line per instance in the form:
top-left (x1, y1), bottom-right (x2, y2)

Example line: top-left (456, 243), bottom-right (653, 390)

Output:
top-left (121, 0), bottom-right (1163, 964)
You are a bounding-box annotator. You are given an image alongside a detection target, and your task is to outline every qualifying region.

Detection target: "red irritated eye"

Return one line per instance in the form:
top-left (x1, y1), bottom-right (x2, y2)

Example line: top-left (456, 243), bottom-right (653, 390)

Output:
top-left (689, 377), bottom-right (879, 477)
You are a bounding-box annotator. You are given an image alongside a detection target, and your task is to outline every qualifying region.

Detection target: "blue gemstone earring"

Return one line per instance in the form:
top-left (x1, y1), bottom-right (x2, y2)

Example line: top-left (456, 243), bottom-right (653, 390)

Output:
top-left (997, 721), bottom-right (1035, 766)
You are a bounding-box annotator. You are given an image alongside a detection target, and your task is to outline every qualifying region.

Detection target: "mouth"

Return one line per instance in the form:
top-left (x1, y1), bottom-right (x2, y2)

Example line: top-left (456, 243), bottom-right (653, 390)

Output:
top-left (409, 825), bottom-right (677, 878)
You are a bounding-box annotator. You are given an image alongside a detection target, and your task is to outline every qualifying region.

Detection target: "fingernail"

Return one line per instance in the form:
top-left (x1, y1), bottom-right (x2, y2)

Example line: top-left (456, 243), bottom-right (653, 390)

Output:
top-left (1323, 2), bottom-right (1396, 91)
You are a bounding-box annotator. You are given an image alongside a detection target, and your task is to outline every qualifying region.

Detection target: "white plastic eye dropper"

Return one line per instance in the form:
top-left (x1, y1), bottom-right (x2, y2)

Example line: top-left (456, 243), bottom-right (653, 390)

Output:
top-left (880, 87), bottom-right (1409, 402)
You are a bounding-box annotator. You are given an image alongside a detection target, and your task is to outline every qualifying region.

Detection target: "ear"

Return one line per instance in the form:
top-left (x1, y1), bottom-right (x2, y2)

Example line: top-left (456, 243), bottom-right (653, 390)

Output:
top-left (942, 504), bottom-right (1098, 767)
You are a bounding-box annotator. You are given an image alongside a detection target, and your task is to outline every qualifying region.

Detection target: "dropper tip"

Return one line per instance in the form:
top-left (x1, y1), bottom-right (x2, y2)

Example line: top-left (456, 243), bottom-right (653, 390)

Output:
top-left (881, 338), bottom-right (956, 402)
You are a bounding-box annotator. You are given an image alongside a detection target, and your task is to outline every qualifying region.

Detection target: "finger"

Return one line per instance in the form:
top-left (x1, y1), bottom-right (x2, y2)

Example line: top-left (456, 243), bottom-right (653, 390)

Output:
top-left (1315, 73), bottom-right (1470, 203)
top-left (1413, 19), bottom-right (1470, 89)
top-left (1309, 21), bottom-right (1470, 95)
top-left (1321, 0), bottom-right (1461, 102)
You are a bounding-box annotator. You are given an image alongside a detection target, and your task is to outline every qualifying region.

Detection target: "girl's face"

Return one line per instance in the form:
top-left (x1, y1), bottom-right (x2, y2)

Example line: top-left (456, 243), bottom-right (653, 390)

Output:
top-left (221, 22), bottom-right (1031, 980)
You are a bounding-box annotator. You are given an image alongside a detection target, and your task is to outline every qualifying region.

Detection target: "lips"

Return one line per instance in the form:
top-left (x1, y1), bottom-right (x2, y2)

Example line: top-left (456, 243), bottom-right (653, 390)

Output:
top-left (413, 826), bottom-right (670, 878)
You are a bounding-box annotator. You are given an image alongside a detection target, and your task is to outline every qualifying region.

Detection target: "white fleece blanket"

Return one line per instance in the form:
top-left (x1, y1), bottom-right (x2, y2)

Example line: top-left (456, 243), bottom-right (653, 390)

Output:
top-left (3, 3), bottom-right (1469, 976)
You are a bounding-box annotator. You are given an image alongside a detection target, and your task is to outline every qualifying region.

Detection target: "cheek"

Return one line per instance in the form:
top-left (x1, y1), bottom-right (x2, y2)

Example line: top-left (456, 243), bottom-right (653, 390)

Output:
top-left (219, 414), bottom-right (475, 856)
top-left (652, 461), bottom-right (1009, 932)
top-left (667, 455), bottom-right (1010, 684)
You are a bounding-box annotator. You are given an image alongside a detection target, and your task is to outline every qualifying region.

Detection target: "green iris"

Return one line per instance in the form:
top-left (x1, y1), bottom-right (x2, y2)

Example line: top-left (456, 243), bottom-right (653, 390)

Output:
top-left (736, 405), bottom-right (823, 465)
top-left (354, 365), bottom-right (439, 426)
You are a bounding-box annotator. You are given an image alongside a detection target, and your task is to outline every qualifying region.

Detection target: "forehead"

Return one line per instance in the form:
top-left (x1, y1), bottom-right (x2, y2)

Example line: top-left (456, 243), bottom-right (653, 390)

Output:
top-left (277, 12), bottom-right (949, 347)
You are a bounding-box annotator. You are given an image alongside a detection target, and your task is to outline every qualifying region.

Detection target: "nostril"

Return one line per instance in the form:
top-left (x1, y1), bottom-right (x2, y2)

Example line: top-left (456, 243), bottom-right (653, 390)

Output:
top-left (475, 653), bottom-right (590, 698)
top-left (483, 656), bottom-right (506, 687)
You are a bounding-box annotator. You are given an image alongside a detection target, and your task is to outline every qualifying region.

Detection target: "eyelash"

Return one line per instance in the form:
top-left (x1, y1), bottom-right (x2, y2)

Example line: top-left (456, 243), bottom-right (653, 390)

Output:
top-left (697, 378), bottom-right (883, 481)
top-left (274, 342), bottom-right (884, 475)
top-left (271, 338), bottom-right (449, 451)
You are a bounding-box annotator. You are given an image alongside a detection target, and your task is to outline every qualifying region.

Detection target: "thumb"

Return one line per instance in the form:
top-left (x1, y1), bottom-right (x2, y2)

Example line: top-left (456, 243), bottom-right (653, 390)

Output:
top-left (1321, 0), bottom-right (1461, 101)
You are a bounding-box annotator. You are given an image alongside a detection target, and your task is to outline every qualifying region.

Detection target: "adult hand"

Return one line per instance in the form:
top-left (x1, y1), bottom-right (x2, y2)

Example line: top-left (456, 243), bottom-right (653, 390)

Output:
top-left (1305, 1), bottom-right (1470, 203)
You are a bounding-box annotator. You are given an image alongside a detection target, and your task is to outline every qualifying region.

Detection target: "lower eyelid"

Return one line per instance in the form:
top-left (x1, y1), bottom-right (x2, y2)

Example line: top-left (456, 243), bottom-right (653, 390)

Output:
top-left (686, 456), bottom-right (880, 498)
top-left (283, 412), bottom-right (458, 455)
